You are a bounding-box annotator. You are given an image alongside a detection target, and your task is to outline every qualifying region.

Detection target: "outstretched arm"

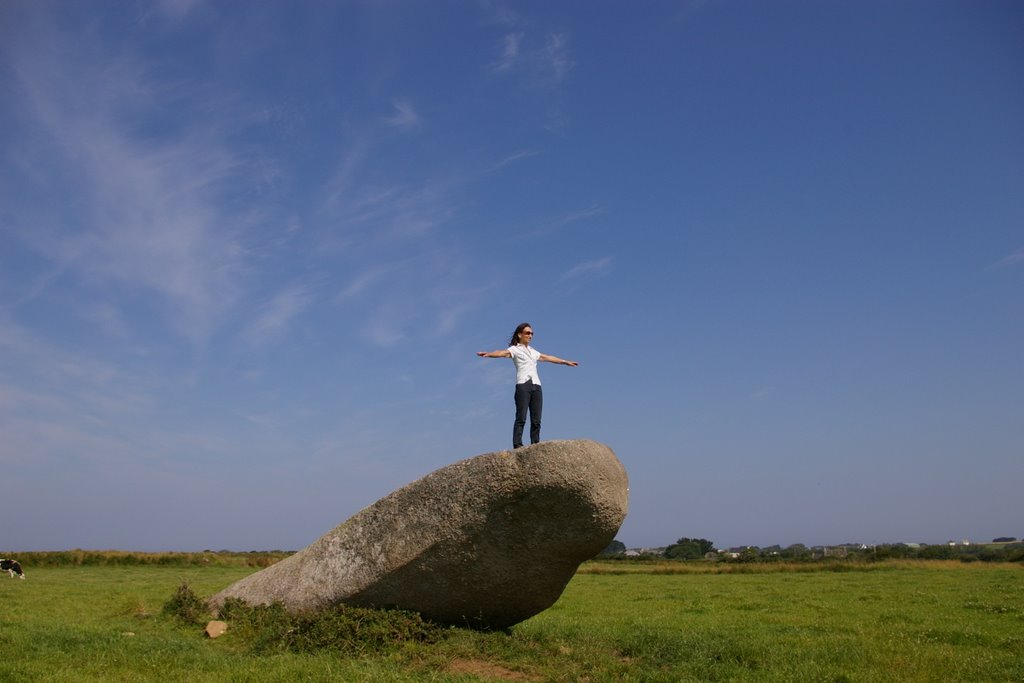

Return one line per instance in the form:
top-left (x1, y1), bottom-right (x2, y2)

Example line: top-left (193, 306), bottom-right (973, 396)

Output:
top-left (477, 349), bottom-right (512, 359)
top-left (539, 353), bottom-right (578, 367)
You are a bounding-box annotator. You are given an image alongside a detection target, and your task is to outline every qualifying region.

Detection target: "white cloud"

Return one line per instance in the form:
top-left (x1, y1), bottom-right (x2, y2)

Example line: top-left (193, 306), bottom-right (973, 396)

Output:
top-left (336, 249), bottom-right (489, 349)
top-left (560, 256), bottom-right (612, 281)
top-left (0, 312), bottom-right (134, 394)
top-left (363, 317), bottom-right (405, 347)
top-left (79, 303), bottom-right (132, 339)
top-left (491, 149), bottom-right (541, 171)
top-left (552, 204), bottom-right (605, 230)
top-left (318, 144), bottom-right (460, 246)
top-left (0, 313), bottom-right (162, 469)
top-left (491, 32), bottom-right (524, 73)
top-left (479, 0), bottom-right (519, 28)
top-left (544, 33), bottom-right (574, 83)
top-left (988, 248), bottom-right (1024, 270)
top-left (156, 0), bottom-right (204, 20)
top-left (4, 17), bottom-right (245, 343)
top-left (527, 204), bottom-right (605, 237)
top-left (489, 31), bottom-right (573, 86)
top-left (243, 284), bottom-right (314, 348)
top-left (304, 108), bottom-right (487, 351)
top-left (436, 302), bottom-right (475, 334)
top-left (320, 136), bottom-right (373, 214)
top-left (384, 99), bottom-right (420, 129)
top-left (338, 268), bottom-right (388, 301)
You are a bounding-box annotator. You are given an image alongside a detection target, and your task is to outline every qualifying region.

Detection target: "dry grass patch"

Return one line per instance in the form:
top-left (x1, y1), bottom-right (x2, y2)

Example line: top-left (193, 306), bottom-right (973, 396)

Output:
top-left (446, 658), bottom-right (541, 681)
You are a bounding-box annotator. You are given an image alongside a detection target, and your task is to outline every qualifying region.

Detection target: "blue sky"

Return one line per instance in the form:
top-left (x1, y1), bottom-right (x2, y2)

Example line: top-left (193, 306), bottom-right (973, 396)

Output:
top-left (1, 1), bottom-right (1021, 552)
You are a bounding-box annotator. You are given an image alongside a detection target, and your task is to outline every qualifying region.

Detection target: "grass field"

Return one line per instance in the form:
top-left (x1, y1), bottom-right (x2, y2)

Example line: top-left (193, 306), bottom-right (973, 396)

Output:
top-left (1, 560), bottom-right (1021, 681)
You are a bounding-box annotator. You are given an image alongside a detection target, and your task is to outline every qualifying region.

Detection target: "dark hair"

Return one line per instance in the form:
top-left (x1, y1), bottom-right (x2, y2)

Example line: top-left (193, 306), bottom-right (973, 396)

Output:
top-left (509, 322), bottom-right (533, 346)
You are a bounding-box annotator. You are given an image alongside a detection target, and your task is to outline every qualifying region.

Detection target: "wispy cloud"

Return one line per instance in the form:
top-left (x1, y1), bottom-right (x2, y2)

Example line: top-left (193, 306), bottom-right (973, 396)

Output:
top-left (306, 101), bottom-right (488, 350)
top-left (156, 0), bottom-right (204, 20)
top-left (243, 284), bottom-right (315, 348)
top-left (0, 313), bottom-right (160, 469)
top-left (436, 301), bottom-right (476, 334)
top-left (479, 0), bottom-right (519, 28)
top-left (491, 149), bottom-right (542, 171)
top-left (988, 248), bottom-right (1024, 270)
top-left (3, 14), bottom-right (246, 343)
top-left (491, 32), bottom-right (524, 73)
top-left (359, 294), bottom-right (478, 348)
top-left (552, 204), bottom-right (605, 230)
top-left (384, 99), bottom-right (420, 130)
top-left (337, 267), bottom-right (391, 301)
top-left (528, 204), bottom-right (605, 237)
top-left (544, 33), bottom-right (574, 83)
top-left (319, 136), bottom-right (373, 216)
top-left (363, 317), bottom-right (406, 347)
top-left (317, 142), bottom-right (462, 249)
top-left (560, 256), bottom-right (612, 281)
top-left (488, 31), bottom-right (573, 86)
top-left (79, 303), bottom-right (132, 339)
top-left (5, 259), bottom-right (75, 310)
top-left (672, 0), bottom-right (712, 24)
top-left (335, 249), bottom-right (489, 349)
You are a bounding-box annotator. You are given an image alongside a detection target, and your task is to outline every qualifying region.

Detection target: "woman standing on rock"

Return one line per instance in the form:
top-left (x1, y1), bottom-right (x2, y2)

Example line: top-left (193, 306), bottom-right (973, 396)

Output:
top-left (477, 322), bottom-right (578, 449)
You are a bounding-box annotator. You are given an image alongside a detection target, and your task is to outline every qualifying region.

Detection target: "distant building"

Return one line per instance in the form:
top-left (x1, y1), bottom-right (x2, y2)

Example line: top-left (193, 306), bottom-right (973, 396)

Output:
top-left (624, 547), bottom-right (666, 557)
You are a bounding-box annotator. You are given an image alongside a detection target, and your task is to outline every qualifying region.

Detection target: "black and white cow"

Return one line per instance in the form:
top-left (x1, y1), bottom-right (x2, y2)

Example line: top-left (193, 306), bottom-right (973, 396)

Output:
top-left (1, 558), bottom-right (25, 579)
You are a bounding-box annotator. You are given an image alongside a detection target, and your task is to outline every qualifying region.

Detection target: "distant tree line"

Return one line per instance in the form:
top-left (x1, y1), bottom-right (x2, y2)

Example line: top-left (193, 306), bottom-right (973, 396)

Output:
top-left (598, 539), bottom-right (1024, 564)
top-left (664, 537), bottom-right (714, 560)
top-left (869, 542), bottom-right (1024, 563)
top-left (1, 549), bottom-right (293, 568)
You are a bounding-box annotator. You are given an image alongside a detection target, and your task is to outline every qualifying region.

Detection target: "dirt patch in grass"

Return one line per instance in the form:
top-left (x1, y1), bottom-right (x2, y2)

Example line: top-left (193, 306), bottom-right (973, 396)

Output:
top-left (446, 658), bottom-right (541, 681)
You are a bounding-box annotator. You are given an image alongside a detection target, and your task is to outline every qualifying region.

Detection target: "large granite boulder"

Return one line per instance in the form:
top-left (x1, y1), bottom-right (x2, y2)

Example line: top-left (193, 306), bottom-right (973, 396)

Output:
top-left (210, 439), bottom-right (628, 629)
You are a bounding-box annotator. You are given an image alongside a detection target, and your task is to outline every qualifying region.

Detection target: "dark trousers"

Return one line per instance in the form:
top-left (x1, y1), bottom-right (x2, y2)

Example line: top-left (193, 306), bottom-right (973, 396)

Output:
top-left (513, 380), bottom-right (543, 448)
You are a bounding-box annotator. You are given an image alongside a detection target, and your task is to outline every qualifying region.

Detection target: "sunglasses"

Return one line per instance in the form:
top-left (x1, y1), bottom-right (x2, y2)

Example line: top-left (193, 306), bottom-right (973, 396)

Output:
top-left (522, 331), bottom-right (534, 336)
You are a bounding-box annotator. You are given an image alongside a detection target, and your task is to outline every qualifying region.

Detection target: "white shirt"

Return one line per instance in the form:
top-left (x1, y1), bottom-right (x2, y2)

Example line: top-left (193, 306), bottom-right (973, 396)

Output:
top-left (508, 344), bottom-right (542, 385)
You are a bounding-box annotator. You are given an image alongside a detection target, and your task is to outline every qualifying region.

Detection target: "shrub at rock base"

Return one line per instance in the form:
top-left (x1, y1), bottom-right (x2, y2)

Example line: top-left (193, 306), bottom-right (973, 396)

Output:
top-left (215, 597), bottom-right (443, 654)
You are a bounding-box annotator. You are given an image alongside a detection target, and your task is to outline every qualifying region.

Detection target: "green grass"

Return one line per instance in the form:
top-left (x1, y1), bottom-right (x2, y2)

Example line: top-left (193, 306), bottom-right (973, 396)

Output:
top-left (1, 561), bottom-right (1021, 681)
